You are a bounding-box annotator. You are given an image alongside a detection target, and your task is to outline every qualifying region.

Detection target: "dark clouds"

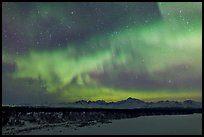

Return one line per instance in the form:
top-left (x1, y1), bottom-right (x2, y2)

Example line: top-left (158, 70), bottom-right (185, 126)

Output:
top-left (2, 75), bottom-right (58, 105)
top-left (2, 62), bottom-right (16, 73)
top-left (89, 64), bottom-right (202, 91)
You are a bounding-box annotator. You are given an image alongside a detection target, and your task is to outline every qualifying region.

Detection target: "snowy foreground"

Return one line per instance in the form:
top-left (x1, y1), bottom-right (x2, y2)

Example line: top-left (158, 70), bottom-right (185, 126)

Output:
top-left (2, 100), bottom-right (202, 135)
top-left (2, 106), bottom-right (202, 135)
top-left (2, 114), bottom-right (202, 135)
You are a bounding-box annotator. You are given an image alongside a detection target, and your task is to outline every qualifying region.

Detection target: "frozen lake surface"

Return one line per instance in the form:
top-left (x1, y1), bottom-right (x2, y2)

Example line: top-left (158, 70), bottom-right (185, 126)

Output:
top-left (16, 113), bottom-right (202, 135)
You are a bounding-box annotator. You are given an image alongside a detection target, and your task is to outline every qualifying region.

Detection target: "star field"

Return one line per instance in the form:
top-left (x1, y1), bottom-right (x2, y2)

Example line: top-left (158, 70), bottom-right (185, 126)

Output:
top-left (2, 2), bottom-right (202, 104)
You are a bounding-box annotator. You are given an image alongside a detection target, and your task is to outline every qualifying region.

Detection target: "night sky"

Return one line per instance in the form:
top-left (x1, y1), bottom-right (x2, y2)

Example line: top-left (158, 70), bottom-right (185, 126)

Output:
top-left (2, 2), bottom-right (202, 104)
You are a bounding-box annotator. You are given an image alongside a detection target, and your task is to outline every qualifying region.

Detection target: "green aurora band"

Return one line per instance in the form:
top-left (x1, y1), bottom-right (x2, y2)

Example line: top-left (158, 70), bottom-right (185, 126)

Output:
top-left (2, 2), bottom-right (202, 103)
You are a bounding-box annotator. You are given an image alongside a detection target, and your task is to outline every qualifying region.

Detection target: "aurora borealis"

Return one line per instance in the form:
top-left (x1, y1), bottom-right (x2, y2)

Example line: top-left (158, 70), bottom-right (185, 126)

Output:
top-left (2, 2), bottom-right (202, 104)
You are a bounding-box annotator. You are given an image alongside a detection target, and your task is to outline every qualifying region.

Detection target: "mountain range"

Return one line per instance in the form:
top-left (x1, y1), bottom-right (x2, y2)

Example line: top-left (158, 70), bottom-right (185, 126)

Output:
top-left (55, 97), bottom-right (202, 109)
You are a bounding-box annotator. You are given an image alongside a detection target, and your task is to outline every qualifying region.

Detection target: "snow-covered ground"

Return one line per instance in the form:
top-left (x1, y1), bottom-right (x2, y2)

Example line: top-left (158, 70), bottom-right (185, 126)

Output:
top-left (3, 114), bottom-right (201, 135)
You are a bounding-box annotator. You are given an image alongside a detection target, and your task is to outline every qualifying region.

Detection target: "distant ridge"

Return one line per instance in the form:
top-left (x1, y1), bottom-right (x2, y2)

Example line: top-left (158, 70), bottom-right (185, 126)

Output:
top-left (3, 98), bottom-right (202, 109)
top-left (42, 98), bottom-right (203, 109)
